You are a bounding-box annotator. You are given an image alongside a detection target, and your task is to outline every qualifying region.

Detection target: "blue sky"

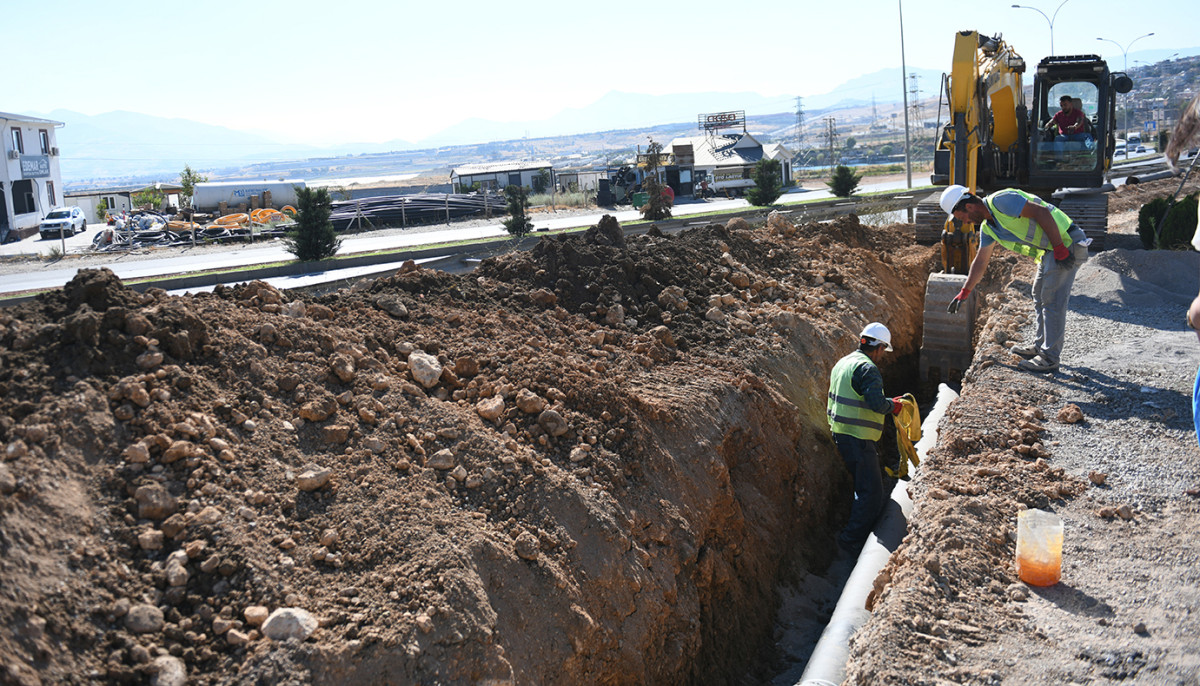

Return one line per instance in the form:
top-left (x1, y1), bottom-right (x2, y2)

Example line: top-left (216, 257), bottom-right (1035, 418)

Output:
top-left (8, 0), bottom-right (1196, 145)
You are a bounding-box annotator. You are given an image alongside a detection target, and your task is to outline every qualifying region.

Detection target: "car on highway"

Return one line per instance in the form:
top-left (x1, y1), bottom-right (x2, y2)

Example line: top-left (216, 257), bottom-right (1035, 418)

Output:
top-left (1136, 145), bottom-right (1148, 154)
top-left (39, 206), bottom-right (88, 239)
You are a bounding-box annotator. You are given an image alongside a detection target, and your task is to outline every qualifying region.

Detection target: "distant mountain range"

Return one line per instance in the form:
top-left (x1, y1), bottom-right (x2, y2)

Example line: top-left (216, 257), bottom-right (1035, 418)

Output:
top-left (27, 46), bottom-right (1198, 185)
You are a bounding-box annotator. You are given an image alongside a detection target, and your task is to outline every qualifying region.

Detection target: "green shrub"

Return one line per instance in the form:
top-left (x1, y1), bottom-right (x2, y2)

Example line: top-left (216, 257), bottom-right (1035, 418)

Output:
top-left (285, 187), bottom-right (341, 261)
top-left (747, 159), bottom-right (783, 206)
top-left (502, 185), bottom-right (534, 237)
top-left (827, 165), bottom-right (862, 197)
top-left (1137, 193), bottom-right (1198, 250)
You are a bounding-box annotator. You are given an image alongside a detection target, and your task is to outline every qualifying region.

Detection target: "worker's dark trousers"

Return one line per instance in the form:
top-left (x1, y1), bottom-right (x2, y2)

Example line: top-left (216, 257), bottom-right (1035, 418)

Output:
top-left (835, 433), bottom-right (884, 549)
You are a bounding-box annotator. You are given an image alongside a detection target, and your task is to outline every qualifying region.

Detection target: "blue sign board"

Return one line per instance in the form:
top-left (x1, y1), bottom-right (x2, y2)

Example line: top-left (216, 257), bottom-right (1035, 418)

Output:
top-left (1145, 121), bottom-right (1157, 132)
top-left (20, 155), bottom-right (50, 179)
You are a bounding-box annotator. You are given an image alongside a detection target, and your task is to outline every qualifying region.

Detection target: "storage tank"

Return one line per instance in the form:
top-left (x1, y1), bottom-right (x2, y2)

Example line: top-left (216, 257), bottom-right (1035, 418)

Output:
top-left (193, 180), bottom-right (306, 213)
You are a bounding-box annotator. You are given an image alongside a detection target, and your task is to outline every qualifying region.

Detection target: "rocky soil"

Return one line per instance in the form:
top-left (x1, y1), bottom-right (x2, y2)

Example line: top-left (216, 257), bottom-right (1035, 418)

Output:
top-left (2, 174), bottom-right (1198, 686)
top-left (0, 211), bottom-right (935, 685)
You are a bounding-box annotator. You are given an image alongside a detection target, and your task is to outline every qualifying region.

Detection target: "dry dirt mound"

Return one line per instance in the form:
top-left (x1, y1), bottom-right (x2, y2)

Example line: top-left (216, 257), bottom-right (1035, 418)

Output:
top-left (0, 213), bottom-right (932, 684)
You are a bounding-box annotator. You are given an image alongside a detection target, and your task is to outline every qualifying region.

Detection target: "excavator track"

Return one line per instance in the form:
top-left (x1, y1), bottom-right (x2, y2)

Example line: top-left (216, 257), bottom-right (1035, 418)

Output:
top-left (1056, 193), bottom-right (1109, 251)
top-left (920, 273), bottom-right (976, 386)
top-left (914, 191), bottom-right (947, 245)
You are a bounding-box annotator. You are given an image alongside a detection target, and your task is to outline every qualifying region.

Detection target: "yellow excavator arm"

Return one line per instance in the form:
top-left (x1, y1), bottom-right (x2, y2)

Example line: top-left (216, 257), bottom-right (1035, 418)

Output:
top-left (940, 31), bottom-right (1027, 274)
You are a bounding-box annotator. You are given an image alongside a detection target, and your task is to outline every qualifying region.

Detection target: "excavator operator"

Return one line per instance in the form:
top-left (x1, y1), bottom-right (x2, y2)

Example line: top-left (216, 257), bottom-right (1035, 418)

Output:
top-left (940, 185), bottom-right (1090, 373)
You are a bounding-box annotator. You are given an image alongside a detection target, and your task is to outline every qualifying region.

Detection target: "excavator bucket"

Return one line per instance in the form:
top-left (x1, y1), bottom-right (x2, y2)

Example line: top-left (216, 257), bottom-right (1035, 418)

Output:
top-left (920, 273), bottom-right (976, 385)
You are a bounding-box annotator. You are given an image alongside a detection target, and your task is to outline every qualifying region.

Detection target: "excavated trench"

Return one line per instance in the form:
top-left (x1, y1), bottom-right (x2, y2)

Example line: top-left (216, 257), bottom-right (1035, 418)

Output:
top-left (0, 210), bottom-right (1006, 685)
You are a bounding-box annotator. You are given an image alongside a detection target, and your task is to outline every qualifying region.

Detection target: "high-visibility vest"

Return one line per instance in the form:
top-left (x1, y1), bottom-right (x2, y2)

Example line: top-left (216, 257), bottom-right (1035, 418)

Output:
top-left (827, 351), bottom-right (886, 441)
top-left (981, 189), bottom-right (1073, 260)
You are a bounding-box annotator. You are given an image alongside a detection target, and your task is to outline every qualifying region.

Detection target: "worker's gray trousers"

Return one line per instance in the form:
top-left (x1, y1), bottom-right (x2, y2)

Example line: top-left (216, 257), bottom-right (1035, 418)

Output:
top-left (1030, 237), bottom-right (1089, 364)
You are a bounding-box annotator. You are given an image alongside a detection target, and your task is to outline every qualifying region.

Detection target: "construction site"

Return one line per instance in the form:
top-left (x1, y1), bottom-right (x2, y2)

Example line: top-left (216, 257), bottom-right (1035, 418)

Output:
top-left (0, 165), bottom-right (1197, 685)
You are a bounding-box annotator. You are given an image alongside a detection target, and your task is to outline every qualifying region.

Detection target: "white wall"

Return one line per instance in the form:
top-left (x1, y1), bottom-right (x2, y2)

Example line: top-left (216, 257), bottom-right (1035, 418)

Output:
top-left (2, 118), bottom-right (63, 233)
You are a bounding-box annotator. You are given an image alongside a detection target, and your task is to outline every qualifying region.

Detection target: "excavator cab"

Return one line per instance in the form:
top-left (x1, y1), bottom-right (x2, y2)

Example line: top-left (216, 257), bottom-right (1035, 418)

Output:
top-left (1028, 55), bottom-right (1132, 188)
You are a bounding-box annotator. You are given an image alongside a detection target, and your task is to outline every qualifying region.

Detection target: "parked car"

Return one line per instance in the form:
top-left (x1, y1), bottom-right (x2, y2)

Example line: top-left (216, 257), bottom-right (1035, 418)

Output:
top-left (39, 206), bottom-right (87, 239)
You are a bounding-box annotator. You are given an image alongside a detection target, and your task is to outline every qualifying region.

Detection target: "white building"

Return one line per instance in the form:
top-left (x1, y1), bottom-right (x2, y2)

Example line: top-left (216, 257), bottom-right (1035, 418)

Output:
top-left (450, 161), bottom-right (554, 193)
top-left (1, 112), bottom-right (65, 241)
top-left (666, 133), bottom-right (792, 195)
top-left (65, 183), bottom-right (184, 224)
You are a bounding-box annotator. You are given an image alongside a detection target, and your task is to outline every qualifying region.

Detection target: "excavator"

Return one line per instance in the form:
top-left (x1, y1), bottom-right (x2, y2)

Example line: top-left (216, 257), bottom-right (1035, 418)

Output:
top-left (917, 30), bottom-right (1133, 385)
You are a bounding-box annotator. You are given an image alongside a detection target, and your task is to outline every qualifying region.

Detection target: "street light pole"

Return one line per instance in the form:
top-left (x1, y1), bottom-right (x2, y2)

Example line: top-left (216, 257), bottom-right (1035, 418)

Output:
top-left (1097, 32), bottom-right (1155, 139)
top-left (1012, 0), bottom-right (1070, 56)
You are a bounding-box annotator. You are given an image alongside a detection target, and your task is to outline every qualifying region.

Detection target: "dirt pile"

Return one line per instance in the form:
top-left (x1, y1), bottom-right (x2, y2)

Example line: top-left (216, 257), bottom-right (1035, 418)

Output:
top-left (0, 213), bottom-right (931, 684)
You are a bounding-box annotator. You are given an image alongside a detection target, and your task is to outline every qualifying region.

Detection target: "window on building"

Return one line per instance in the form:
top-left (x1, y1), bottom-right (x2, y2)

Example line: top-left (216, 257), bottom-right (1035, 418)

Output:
top-left (47, 181), bottom-right (56, 207)
top-left (39, 130), bottom-right (50, 155)
top-left (10, 128), bottom-right (23, 155)
top-left (12, 179), bottom-right (36, 214)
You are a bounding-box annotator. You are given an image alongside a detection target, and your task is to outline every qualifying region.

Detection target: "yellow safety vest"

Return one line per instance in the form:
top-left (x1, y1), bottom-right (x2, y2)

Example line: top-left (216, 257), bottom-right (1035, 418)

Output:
top-left (981, 189), bottom-right (1073, 260)
top-left (827, 351), bottom-right (886, 441)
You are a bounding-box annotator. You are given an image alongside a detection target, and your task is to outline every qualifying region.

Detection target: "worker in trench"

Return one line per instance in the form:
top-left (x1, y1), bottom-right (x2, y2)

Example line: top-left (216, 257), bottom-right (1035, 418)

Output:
top-left (827, 323), bottom-right (906, 553)
top-left (941, 184), bottom-right (1089, 373)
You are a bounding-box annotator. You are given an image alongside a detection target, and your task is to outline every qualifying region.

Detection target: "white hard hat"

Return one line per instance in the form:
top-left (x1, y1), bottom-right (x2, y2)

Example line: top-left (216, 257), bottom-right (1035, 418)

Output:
top-left (860, 322), bottom-right (893, 351)
top-left (939, 184), bottom-right (970, 216)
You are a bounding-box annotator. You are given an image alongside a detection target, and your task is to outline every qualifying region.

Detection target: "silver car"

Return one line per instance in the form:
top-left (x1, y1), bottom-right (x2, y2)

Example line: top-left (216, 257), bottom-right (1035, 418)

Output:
top-left (39, 206), bottom-right (87, 239)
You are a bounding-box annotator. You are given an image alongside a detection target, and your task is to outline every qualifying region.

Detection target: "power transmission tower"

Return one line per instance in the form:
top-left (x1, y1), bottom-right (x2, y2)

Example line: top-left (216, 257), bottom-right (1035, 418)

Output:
top-left (795, 96), bottom-right (806, 164)
top-left (824, 117), bottom-right (838, 174)
top-left (908, 74), bottom-right (924, 153)
top-left (871, 93), bottom-right (879, 128)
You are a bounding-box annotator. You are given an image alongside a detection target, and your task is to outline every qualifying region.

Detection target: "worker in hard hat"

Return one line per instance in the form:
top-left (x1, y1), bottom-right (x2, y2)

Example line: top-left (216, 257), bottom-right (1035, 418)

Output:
top-left (827, 322), bottom-right (906, 552)
top-left (940, 184), bottom-right (1090, 373)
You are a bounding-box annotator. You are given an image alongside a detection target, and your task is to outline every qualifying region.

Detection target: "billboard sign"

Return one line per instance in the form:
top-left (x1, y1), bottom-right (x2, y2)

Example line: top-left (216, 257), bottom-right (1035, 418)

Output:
top-left (699, 110), bottom-right (746, 131)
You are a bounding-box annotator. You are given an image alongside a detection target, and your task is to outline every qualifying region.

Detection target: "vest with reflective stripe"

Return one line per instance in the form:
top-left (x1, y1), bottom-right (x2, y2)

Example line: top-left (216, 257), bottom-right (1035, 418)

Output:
top-left (827, 351), bottom-right (885, 441)
top-left (981, 189), bottom-right (1073, 260)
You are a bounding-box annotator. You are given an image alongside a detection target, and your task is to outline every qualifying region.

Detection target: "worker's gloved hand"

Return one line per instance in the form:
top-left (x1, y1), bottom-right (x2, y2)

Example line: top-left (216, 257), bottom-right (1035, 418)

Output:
top-left (890, 397), bottom-right (905, 415)
top-left (947, 287), bottom-right (971, 314)
top-left (1053, 244), bottom-right (1075, 270)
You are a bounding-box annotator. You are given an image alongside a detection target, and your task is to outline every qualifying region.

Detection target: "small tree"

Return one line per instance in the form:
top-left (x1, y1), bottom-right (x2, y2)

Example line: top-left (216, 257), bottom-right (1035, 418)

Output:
top-left (179, 165), bottom-right (208, 208)
top-left (747, 158), bottom-right (783, 206)
top-left (640, 139), bottom-right (672, 221)
top-left (285, 186), bottom-right (341, 261)
top-left (534, 168), bottom-right (552, 193)
top-left (502, 184), bottom-right (534, 237)
top-left (95, 197), bottom-right (109, 223)
top-left (827, 165), bottom-right (862, 197)
top-left (132, 187), bottom-right (165, 210)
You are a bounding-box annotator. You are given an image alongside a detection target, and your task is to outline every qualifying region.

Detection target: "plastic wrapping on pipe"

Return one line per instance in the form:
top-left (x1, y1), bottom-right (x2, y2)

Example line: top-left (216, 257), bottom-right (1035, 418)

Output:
top-left (797, 383), bottom-right (960, 686)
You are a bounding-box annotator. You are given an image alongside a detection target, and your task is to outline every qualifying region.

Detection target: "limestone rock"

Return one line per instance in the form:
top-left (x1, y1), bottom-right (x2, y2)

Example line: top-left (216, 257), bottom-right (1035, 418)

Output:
top-left (135, 484), bottom-right (177, 520)
top-left (538, 409), bottom-right (569, 437)
top-left (476, 396), bottom-right (505, 422)
top-left (428, 449), bottom-right (456, 470)
top-left (125, 604), bottom-right (165, 633)
top-left (296, 465), bottom-right (332, 492)
top-left (515, 531), bottom-right (540, 561)
top-left (373, 294), bottom-right (409, 319)
top-left (408, 351), bottom-right (443, 389)
top-left (515, 389), bottom-right (547, 414)
top-left (150, 655), bottom-right (187, 686)
top-left (262, 607), bottom-right (318, 642)
top-left (649, 325), bottom-right (676, 348)
top-left (1057, 404), bottom-right (1084, 424)
top-left (604, 304), bottom-right (625, 326)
